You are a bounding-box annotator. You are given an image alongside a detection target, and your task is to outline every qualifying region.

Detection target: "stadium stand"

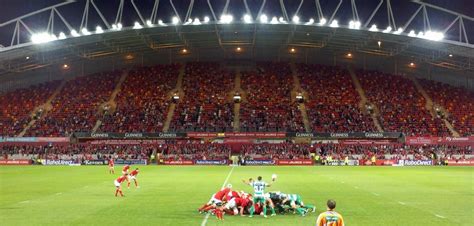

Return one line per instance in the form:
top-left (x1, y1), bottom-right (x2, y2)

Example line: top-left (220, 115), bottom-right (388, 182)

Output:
top-left (418, 79), bottom-right (474, 136)
top-left (26, 72), bottom-right (121, 136)
top-left (161, 143), bottom-right (231, 161)
top-left (100, 65), bottom-right (179, 133)
top-left (240, 62), bottom-right (304, 132)
top-left (241, 143), bottom-right (312, 160)
top-left (357, 70), bottom-right (450, 136)
top-left (297, 64), bottom-right (376, 132)
top-left (0, 81), bottom-right (60, 136)
top-left (169, 63), bottom-right (234, 132)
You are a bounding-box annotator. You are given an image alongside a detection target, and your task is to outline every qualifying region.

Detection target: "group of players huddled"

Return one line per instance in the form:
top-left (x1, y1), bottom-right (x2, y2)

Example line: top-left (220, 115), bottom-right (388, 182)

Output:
top-left (198, 175), bottom-right (316, 220)
top-left (109, 159), bottom-right (140, 197)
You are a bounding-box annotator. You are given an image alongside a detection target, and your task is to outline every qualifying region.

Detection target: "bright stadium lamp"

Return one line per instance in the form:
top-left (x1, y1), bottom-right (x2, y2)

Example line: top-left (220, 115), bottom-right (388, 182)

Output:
top-left (329, 20), bottom-right (339, 28)
top-left (58, 32), bottom-right (66, 40)
top-left (260, 14), bottom-right (268, 23)
top-left (112, 24), bottom-right (117, 30)
top-left (95, 26), bottom-right (104, 34)
top-left (417, 31), bottom-right (424, 38)
top-left (220, 14), bottom-right (233, 24)
top-left (172, 16), bottom-right (180, 25)
top-left (71, 29), bottom-right (80, 37)
top-left (31, 32), bottom-right (56, 44)
top-left (133, 21), bottom-right (143, 29)
top-left (424, 31), bottom-right (444, 41)
top-left (117, 23), bottom-right (123, 30)
top-left (271, 17), bottom-right (279, 24)
top-left (193, 18), bottom-right (201, 25)
top-left (319, 17), bottom-right (327, 25)
top-left (204, 16), bottom-right (210, 23)
top-left (243, 14), bottom-right (252, 23)
top-left (383, 26), bottom-right (392, 33)
top-left (292, 15), bottom-right (300, 24)
top-left (279, 17), bottom-right (286, 23)
top-left (146, 20), bottom-right (153, 27)
top-left (408, 30), bottom-right (416, 37)
top-left (393, 27), bottom-right (403, 35)
top-left (184, 18), bottom-right (193, 25)
top-left (369, 24), bottom-right (378, 32)
top-left (81, 28), bottom-right (91, 35)
top-left (305, 18), bottom-right (314, 25)
top-left (158, 20), bottom-right (166, 26)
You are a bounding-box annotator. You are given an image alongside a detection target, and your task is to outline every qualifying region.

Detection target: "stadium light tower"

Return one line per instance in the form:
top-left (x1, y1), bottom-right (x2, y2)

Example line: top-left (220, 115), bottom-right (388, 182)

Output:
top-left (318, 17), bottom-right (327, 25)
top-left (329, 20), bottom-right (339, 28)
top-left (220, 14), bottom-right (233, 24)
top-left (70, 29), bottom-right (80, 37)
top-left (369, 24), bottom-right (378, 32)
top-left (271, 17), bottom-right (279, 24)
top-left (81, 28), bottom-right (91, 35)
top-left (204, 16), bottom-right (210, 23)
top-left (58, 32), bottom-right (66, 40)
top-left (95, 26), bottom-right (104, 34)
top-left (408, 30), bottom-right (416, 37)
top-left (133, 22), bottom-right (143, 29)
top-left (193, 18), bottom-right (201, 25)
top-left (305, 18), bottom-right (315, 25)
top-left (383, 26), bottom-right (392, 33)
top-left (146, 20), bottom-right (153, 27)
top-left (158, 20), bottom-right (166, 26)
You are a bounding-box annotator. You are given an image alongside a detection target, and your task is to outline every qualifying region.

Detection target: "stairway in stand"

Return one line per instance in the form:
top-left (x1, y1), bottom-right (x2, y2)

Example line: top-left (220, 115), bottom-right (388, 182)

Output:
top-left (91, 70), bottom-right (129, 133)
top-left (18, 79), bottom-right (68, 137)
top-left (347, 66), bottom-right (384, 132)
top-left (163, 63), bottom-right (185, 132)
top-left (409, 75), bottom-right (460, 137)
top-left (290, 62), bottom-right (311, 132)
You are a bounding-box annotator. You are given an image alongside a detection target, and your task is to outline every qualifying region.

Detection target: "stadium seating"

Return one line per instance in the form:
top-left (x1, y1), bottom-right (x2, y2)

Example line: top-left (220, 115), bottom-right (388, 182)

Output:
top-left (297, 64), bottom-right (376, 132)
top-left (419, 79), bottom-right (474, 136)
top-left (169, 63), bottom-right (234, 132)
top-left (27, 72), bottom-right (121, 136)
top-left (0, 81), bottom-right (60, 136)
top-left (357, 70), bottom-right (450, 136)
top-left (100, 65), bottom-right (179, 132)
top-left (240, 62), bottom-right (304, 132)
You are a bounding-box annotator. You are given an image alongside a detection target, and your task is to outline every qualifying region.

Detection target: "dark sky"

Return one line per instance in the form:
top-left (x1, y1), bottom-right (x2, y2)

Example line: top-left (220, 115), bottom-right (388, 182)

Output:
top-left (0, 0), bottom-right (472, 46)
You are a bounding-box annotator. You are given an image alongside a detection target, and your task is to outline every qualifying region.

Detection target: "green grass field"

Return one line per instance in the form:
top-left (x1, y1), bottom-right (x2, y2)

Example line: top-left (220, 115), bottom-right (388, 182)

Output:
top-left (0, 165), bottom-right (472, 226)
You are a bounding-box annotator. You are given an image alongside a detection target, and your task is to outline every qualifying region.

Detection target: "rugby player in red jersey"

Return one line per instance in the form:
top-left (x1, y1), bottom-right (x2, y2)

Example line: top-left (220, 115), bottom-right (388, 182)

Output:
top-left (128, 168), bottom-right (140, 188)
top-left (122, 165), bottom-right (130, 175)
top-left (198, 184), bottom-right (233, 213)
top-left (108, 158), bottom-right (115, 174)
top-left (114, 174), bottom-right (128, 197)
top-left (219, 197), bottom-right (251, 217)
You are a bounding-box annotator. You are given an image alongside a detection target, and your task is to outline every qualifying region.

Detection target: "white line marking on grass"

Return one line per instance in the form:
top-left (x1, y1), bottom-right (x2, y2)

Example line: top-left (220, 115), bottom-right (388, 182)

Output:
top-left (435, 214), bottom-right (446, 219)
top-left (372, 192), bottom-right (380, 196)
top-left (201, 166), bottom-right (235, 226)
top-left (398, 201), bottom-right (406, 205)
top-left (19, 200), bottom-right (30, 204)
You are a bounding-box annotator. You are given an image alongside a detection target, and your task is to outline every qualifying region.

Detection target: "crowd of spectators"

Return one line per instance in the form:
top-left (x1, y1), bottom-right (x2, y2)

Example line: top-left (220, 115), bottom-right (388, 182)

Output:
top-left (298, 64), bottom-right (375, 132)
top-left (357, 70), bottom-right (450, 136)
top-left (1, 144), bottom-right (152, 161)
top-left (27, 71), bottom-right (121, 136)
top-left (160, 143), bottom-right (231, 160)
top-left (241, 143), bottom-right (312, 160)
top-left (419, 79), bottom-right (474, 136)
top-left (170, 63), bottom-right (234, 132)
top-left (0, 81), bottom-right (60, 136)
top-left (240, 62), bottom-right (304, 132)
top-left (100, 65), bottom-right (179, 132)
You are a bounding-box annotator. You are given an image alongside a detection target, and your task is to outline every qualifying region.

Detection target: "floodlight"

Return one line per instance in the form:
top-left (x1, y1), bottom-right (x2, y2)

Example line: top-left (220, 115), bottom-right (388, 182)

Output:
top-left (292, 16), bottom-right (300, 23)
top-left (146, 20), bottom-right (153, 27)
top-left (369, 24), bottom-right (378, 32)
top-left (172, 16), bottom-right (180, 25)
top-left (319, 18), bottom-right (327, 25)
top-left (271, 17), bottom-right (279, 24)
top-left (306, 18), bottom-right (314, 25)
top-left (260, 14), bottom-right (268, 23)
top-left (96, 26), bottom-right (104, 34)
top-left (204, 16), bottom-right (210, 23)
top-left (329, 20), bottom-right (339, 28)
top-left (81, 28), bottom-right (91, 35)
top-left (193, 18), bottom-right (201, 25)
top-left (58, 32), bottom-right (66, 40)
top-left (408, 30), bottom-right (416, 37)
top-left (133, 22), bottom-right (143, 29)
top-left (71, 29), bottom-right (80, 37)
top-left (243, 14), bottom-right (252, 23)
top-left (383, 26), bottom-right (392, 33)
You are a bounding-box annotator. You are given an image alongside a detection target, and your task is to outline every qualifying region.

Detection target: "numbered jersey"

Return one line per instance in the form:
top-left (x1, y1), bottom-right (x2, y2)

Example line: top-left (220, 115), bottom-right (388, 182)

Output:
top-left (250, 181), bottom-right (267, 197)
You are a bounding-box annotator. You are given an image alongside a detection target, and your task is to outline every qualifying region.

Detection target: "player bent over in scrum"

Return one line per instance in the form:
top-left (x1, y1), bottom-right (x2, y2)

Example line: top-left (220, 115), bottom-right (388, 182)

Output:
top-left (128, 168), bottom-right (140, 188)
top-left (114, 174), bottom-right (128, 197)
top-left (198, 184), bottom-right (233, 213)
top-left (217, 197), bottom-right (251, 219)
top-left (281, 193), bottom-right (316, 216)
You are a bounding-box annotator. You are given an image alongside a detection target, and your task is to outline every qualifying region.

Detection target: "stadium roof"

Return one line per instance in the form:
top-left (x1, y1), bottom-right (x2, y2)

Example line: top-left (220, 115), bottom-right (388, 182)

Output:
top-left (0, 0), bottom-right (473, 77)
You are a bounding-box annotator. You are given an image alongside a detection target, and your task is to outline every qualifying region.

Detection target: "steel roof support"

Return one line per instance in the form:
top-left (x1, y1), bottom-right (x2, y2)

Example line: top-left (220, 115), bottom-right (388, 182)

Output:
top-left (115, 0), bottom-right (125, 24)
top-left (131, 0), bottom-right (146, 25)
top-left (328, 0), bottom-right (343, 24)
top-left (150, 0), bottom-right (160, 23)
top-left (315, 0), bottom-right (324, 21)
top-left (364, 0), bottom-right (383, 28)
